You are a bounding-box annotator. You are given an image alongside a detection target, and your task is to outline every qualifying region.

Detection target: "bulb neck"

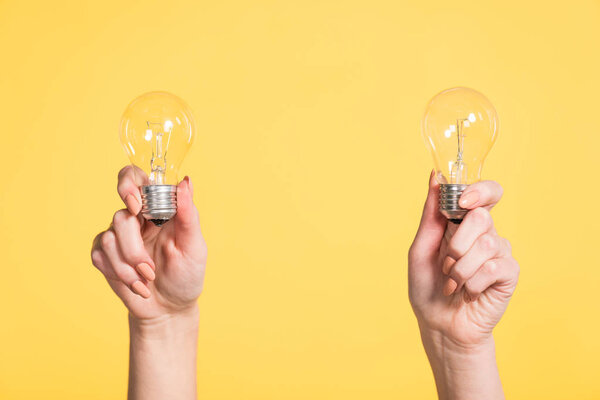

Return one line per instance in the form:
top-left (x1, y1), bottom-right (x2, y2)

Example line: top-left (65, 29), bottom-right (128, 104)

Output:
top-left (439, 183), bottom-right (468, 223)
top-left (141, 185), bottom-right (177, 226)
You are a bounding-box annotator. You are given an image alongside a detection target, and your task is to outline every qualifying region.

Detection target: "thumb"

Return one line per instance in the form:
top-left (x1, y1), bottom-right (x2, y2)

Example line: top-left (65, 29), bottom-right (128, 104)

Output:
top-left (411, 170), bottom-right (446, 258)
top-left (174, 176), bottom-right (203, 251)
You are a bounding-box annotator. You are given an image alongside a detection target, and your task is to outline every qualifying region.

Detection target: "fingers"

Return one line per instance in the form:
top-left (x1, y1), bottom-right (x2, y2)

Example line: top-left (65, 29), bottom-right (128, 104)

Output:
top-left (459, 180), bottom-right (503, 211)
top-left (463, 256), bottom-right (519, 302)
top-left (112, 209), bottom-right (156, 281)
top-left (91, 228), bottom-right (151, 299)
top-left (410, 170), bottom-right (447, 261)
top-left (117, 165), bottom-right (148, 215)
top-left (447, 231), bottom-right (509, 290)
top-left (442, 203), bottom-right (500, 295)
top-left (442, 255), bottom-right (456, 275)
top-left (91, 238), bottom-right (117, 280)
top-left (443, 207), bottom-right (494, 293)
top-left (173, 176), bottom-right (204, 252)
top-left (100, 230), bottom-right (151, 298)
top-left (446, 207), bottom-right (494, 260)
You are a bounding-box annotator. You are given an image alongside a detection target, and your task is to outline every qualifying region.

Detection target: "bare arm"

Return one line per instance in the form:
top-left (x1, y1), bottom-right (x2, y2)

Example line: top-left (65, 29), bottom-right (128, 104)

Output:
top-left (409, 172), bottom-right (519, 400)
top-left (128, 306), bottom-right (199, 400)
top-left (91, 167), bottom-right (206, 400)
top-left (421, 330), bottom-right (503, 400)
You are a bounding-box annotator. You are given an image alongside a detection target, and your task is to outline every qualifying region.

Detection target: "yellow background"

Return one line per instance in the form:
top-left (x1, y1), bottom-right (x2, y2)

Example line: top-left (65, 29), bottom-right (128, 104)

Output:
top-left (1, 1), bottom-right (599, 398)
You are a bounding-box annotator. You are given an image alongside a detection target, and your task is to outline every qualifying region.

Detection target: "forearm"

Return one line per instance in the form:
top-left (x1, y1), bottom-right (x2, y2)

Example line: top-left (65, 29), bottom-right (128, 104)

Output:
top-left (128, 305), bottom-right (199, 400)
top-left (420, 327), bottom-right (504, 400)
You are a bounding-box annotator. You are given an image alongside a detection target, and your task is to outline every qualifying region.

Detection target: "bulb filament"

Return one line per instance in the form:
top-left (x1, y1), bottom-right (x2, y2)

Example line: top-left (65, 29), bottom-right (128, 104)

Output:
top-left (451, 118), bottom-right (469, 184)
top-left (147, 121), bottom-right (172, 184)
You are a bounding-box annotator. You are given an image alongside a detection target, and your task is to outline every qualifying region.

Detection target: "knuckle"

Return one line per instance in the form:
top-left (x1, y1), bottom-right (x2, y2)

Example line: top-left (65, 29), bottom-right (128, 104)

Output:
top-left (109, 263), bottom-right (133, 283)
top-left (91, 249), bottom-right (103, 267)
top-left (470, 207), bottom-right (491, 226)
top-left (100, 230), bottom-right (115, 249)
top-left (447, 241), bottom-right (462, 259)
top-left (92, 232), bottom-right (103, 249)
top-left (495, 182), bottom-right (504, 198)
top-left (116, 180), bottom-right (131, 197)
top-left (451, 266), bottom-right (468, 282)
top-left (484, 259), bottom-right (498, 274)
top-left (127, 249), bottom-right (145, 264)
top-left (112, 209), bottom-right (129, 228)
top-left (479, 233), bottom-right (497, 251)
top-left (118, 165), bottom-right (132, 179)
top-left (511, 259), bottom-right (521, 276)
top-left (112, 269), bottom-right (129, 284)
top-left (117, 178), bottom-right (136, 198)
top-left (481, 180), bottom-right (503, 200)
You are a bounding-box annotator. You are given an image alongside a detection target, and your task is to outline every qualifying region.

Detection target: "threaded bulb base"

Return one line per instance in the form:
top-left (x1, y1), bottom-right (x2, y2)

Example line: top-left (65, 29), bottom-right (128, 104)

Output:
top-left (141, 185), bottom-right (177, 226)
top-left (439, 184), bottom-right (468, 223)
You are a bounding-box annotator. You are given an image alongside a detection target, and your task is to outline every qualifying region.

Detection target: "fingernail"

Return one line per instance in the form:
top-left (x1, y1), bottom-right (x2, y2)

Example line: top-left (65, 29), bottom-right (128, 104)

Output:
top-left (443, 278), bottom-right (457, 296)
top-left (429, 169), bottom-right (438, 187)
top-left (131, 281), bottom-right (151, 298)
top-left (442, 256), bottom-right (455, 275)
top-left (187, 176), bottom-right (194, 194)
top-left (459, 191), bottom-right (480, 208)
top-left (136, 263), bottom-right (155, 281)
top-left (125, 194), bottom-right (140, 214)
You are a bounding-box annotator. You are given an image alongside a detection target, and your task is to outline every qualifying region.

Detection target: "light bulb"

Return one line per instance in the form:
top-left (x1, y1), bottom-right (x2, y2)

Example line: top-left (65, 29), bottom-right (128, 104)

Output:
top-left (422, 87), bottom-right (499, 223)
top-left (119, 91), bottom-right (196, 226)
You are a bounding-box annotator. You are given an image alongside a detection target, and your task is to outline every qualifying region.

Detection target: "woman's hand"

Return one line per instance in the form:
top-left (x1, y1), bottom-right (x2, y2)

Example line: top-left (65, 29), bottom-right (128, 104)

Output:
top-left (408, 171), bottom-right (519, 400)
top-left (91, 166), bottom-right (207, 400)
top-left (91, 166), bottom-right (207, 321)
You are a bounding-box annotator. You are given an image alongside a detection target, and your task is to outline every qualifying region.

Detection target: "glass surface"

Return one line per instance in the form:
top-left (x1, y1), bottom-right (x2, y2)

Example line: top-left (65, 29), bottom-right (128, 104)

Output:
top-left (120, 91), bottom-right (196, 185)
top-left (422, 87), bottom-right (498, 184)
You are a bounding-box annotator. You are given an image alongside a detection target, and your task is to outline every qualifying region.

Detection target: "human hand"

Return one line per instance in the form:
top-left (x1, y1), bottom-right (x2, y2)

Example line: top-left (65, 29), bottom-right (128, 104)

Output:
top-left (91, 166), bottom-right (207, 321)
top-left (408, 172), bottom-right (518, 399)
top-left (409, 171), bottom-right (519, 348)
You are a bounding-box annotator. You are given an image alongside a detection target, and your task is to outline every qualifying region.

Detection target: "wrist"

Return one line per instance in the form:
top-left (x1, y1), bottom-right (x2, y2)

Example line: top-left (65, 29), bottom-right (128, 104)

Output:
top-left (129, 303), bottom-right (199, 341)
top-left (128, 304), bottom-right (199, 400)
top-left (420, 325), bottom-right (495, 360)
top-left (419, 327), bottom-right (503, 400)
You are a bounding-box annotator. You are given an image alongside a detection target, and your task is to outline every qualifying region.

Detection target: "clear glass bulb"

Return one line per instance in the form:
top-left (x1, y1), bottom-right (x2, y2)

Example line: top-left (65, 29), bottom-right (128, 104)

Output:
top-left (119, 91), bottom-right (196, 225)
top-left (422, 87), bottom-right (498, 222)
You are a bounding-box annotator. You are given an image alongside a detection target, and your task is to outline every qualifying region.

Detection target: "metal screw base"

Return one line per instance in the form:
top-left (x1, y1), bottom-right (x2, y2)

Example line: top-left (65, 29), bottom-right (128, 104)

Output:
top-left (141, 185), bottom-right (177, 226)
top-left (439, 184), bottom-right (468, 223)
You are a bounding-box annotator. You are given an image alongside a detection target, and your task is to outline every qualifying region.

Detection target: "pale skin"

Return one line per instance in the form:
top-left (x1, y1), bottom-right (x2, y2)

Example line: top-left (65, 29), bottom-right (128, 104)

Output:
top-left (91, 166), bottom-right (207, 400)
top-left (91, 166), bottom-right (517, 399)
top-left (409, 171), bottom-right (520, 400)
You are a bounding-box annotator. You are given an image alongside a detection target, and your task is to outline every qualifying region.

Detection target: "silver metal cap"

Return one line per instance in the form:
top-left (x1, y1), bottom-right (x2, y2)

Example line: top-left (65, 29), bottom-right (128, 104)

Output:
top-left (141, 185), bottom-right (177, 226)
top-left (439, 183), bottom-right (468, 223)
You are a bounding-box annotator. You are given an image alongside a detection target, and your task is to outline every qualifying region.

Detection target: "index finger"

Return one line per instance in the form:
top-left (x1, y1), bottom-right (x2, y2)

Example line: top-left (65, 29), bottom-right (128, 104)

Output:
top-left (458, 180), bottom-right (503, 211)
top-left (117, 165), bottom-right (148, 215)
